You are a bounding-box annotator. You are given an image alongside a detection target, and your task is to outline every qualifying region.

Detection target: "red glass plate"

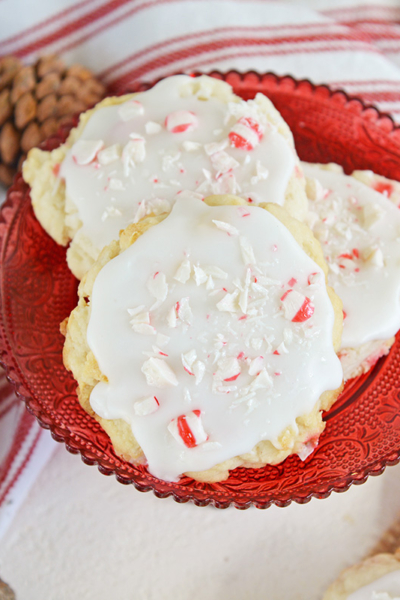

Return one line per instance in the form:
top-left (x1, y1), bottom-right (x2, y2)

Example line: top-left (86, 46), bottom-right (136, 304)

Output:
top-left (1, 71), bottom-right (400, 510)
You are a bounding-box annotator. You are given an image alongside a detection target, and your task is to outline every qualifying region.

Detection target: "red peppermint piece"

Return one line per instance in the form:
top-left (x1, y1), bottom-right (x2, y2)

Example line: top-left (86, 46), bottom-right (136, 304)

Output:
top-left (373, 180), bottom-right (394, 198)
top-left (281, 289), bottom-right (314, 323)
top-left (292, 297), bottom-right (314, 323)
top-left (229, 117), bottom-right (263, 151)
top-left (224, 373), bottom-right (240, 382)
top-left (288, 277), bottom-right (297, 287)
top-left (165, 110), bottom-right (198, 133)
top-left (168, 410), bottom-right (208, 448)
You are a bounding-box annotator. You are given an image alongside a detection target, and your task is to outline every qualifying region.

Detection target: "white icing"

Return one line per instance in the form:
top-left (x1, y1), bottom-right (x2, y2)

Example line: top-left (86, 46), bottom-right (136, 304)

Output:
top-left (87, 199), bottom-right (342, 481)
top-left (347, 570), bottom-right (400, 600)
top-left (60, 75), bottom-right (295, 253)
top-left (303, 163), bottom-right (400, 349)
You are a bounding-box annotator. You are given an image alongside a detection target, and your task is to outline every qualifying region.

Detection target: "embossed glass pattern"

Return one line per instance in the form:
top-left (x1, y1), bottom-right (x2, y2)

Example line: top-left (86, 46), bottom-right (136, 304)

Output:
top-left (1, 72), bottom-right (400, 509)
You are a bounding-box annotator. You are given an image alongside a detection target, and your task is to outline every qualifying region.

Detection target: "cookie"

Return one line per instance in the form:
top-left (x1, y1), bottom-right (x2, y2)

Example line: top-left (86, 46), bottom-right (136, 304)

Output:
top-left (62, 194), bottom-right (343, 482)
top-left (303, 162), bottom-right (400, 381)
top-left (323, 550), bottom-right (400, 600)
top-left (23, 74), bottom-right (308, 280)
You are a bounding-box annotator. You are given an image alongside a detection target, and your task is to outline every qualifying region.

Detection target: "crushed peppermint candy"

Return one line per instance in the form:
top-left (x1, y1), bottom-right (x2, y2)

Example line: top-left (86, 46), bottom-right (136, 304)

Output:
top-left (141, 357), bottom-right (178, 387)
top-left (280, 289), bottom-right (314, 323)
top-left (72, 139), bottom-right (104, 165)
top-left (168, 410), bottom-right (208, 448)
top-left (212, 220), bottom-right (239, 236)
top-left (118, 100), bottom-right (144, 121)
top-left (165, 110), bottom-right (198, 133)
top-left (134, 395), bottom-right (159, 416)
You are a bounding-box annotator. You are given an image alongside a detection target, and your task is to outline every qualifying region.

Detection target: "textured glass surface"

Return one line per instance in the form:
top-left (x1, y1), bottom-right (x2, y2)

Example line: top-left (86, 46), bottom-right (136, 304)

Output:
top-left (1, 71), bottom-right (400, 509)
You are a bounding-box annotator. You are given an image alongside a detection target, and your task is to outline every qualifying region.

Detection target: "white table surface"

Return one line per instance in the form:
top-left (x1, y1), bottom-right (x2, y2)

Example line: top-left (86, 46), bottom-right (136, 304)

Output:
top-left (1, 433), bottom-right (400, 600)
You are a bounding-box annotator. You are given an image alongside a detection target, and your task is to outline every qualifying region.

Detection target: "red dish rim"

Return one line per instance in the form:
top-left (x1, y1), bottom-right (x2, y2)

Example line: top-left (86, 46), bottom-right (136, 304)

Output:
top-left (1, 69), bottom-right (400, 509)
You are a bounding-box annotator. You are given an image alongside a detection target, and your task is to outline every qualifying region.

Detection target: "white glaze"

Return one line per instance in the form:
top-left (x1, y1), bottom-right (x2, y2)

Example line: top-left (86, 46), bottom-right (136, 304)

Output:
top-left (347, 570), bottom-right (400, 600)
top-left (60, 75), bottom-right (295, 252)
top-left (303, 163), bottom-right (400, 349)
top-left (86, 199), bottom-right (342, 481)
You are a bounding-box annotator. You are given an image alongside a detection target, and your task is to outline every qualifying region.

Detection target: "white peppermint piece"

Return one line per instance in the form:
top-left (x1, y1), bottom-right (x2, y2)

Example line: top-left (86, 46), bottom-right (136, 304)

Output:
top-left (212, 220), bottom-right (239, 236)
top-left (156, 333), bottom-right (170, 347)
top-left (201, 441), bottom-right (222, 451)
top-left (165, 110), bottom-right (198, 133)
top-left (133, 200), bottom-right (147, 223)
top-left (145, 121), bottom-right (161, 134)
top-left (193, 360), bottom-right (205, 385)
top-left (362, 202), bottom-right (385, 229)
top-left (248, 356), bottom-right (264, 376)
top-left (329, 262), bottom-right (340, 275)
top-left (276, 341), bottom-right (289, 354)
top-left (297, 440), bottom-right (317, 461)
top-left (127, 305), bottom-right (145, 317)
top-left (177, 297), bottom-right (193, 324)
top-left (308, 272), bottom-right (323, 287)
top-left (72, 139), bottom-right (104, 165)
top-left (101, 206), bottom-right (122, 221)
top-left (206, 276), bottom-right (214, 290)
top-left (181, 349), bottom-right (197, 374)
top-left (167, 306), bottom-right (177, 328)
top-left (182, 141), bottom-right (202, 152)
top-left (129, 310), bottom-right (156, 335)
top-left (147, 272), bottom-right (168, 303)
top-left (210, 151), bottom-right (240, 174)
top-left (134, 395), bottom-right (159, 416)
top-left (162, 152), bottom-right (181, 172)
top-left (177, 190), bottom-right (203, 202)
top-left (305, 210), bottom-right (320, 230)
top-left (147, 198), bottom-right (171, 215)
top-left (183, 387), bottom-right (192, 404)
top-left (193, 265), bottom-right (208, 286)
top-left (109, 178), bottom-right (125, 191)
top-left (256, 160), bottom-right (269, 180)
top-left (97, 144), bottom-right (121, 165)
top-left (283, 328), bottom-right (294, 345)
top-left (305, 176), bottom-right (328, 201)
top-left (141, 357), bottom-right (178, 387)
top-left (251, 282), bottom-right (269, 296)
top-left (204, 140), bottom-right (228, 155)
top-left (122, 137), bottom-right (146, 173)
top-left (239, 287), bottom-right (249, 314)
top-left (118, 100), bottom-right (144, 121)
top-left (363, 245), bottom-right (384, 267)
top-left (216, 289), bottom-right (239, 313)
top-left (239, 236), bottom-right (256, 265)
top-left (215, 357), bottom-right (241, 381)
top-left (174, 258), bottom-right (191, 283)
top-left (132, 323), bottom-right (156, 335)
top-left (203, 265), bottom-right (228, 279)
top-left (251, 337), bottom-right (263, 350)
top-left (249, 368), bottom-right (273, 391)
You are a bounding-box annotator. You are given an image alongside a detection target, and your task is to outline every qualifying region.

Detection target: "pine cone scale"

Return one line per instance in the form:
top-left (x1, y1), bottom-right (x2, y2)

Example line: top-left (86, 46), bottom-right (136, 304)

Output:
top-left (0, 90), bottom-right (12, 127)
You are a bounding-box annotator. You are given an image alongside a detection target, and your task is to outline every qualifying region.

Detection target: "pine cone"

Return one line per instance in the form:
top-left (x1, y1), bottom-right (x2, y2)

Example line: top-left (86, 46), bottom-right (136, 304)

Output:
top-left (0, 54), bottom-right (106, 186)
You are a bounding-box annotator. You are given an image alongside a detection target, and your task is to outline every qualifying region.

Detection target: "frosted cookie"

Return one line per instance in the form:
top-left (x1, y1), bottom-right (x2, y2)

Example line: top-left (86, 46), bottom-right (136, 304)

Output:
top-left (303, 162), bottom-right (400, 381)
top-left (62, 195), bottom-right (343, 483)
top-left (323, 550), bottom-right (400, 600)
top-left (23, 74), bottom-right (308, 280)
